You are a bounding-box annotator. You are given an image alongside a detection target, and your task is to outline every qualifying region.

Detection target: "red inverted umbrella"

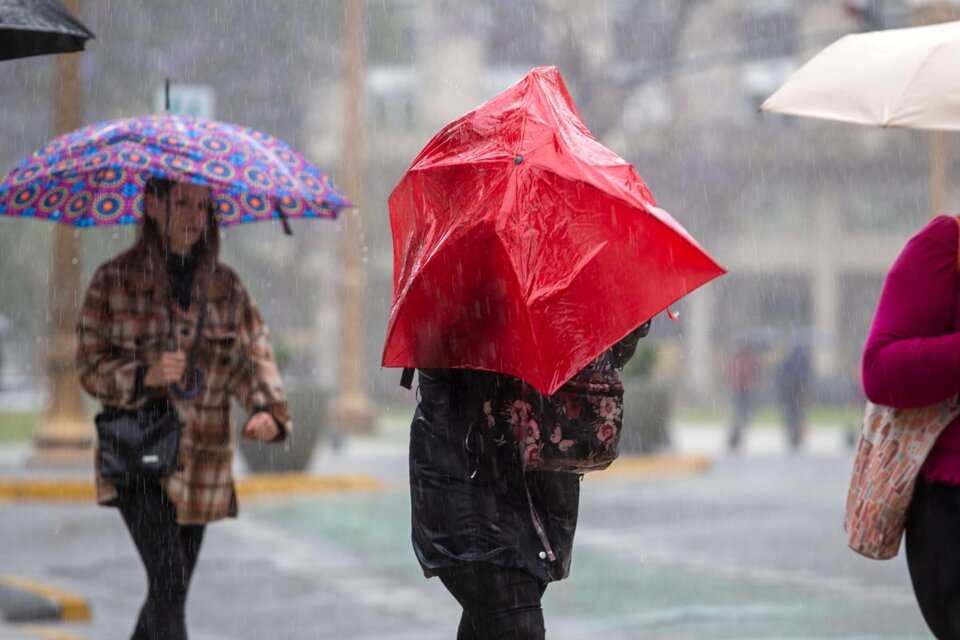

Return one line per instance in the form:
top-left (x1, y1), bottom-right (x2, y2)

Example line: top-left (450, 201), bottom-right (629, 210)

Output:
top-left (383, 66), bottom-right (725, 395)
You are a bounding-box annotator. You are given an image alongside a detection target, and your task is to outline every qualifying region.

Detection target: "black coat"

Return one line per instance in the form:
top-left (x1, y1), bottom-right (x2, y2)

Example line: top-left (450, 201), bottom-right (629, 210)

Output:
top-left (409, 368), bottom-right (581, 583)
top-left (408, 323), bottom-right (649, 583)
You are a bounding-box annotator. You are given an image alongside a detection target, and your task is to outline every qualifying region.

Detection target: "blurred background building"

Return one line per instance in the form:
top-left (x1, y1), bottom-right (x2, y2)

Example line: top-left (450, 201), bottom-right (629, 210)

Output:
top-left (338, 0), bottom-right (960, 410)
top-left (1, 0), bottom-right (958, 436)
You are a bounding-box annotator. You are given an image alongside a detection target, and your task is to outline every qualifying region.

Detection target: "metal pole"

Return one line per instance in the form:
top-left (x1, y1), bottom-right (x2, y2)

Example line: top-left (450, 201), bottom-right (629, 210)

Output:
top-left (333, 0), bottom-right (375, 433)
top-left (32, 0), bottom-right (91, 464)
top-left (910, 2), bottom-right (957, 217)
top-left (930, 130), bottom-right (949, 216)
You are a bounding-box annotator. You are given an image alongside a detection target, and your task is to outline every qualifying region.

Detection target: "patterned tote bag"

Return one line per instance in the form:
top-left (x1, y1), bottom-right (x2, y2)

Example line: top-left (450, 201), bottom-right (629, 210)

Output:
top-left (845, 399), bottom-right (960, 559)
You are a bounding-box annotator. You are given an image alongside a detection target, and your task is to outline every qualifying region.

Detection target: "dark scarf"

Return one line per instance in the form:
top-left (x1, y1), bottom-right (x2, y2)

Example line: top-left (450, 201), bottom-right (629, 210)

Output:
top-left (166, 248), bottom-right (199, 311)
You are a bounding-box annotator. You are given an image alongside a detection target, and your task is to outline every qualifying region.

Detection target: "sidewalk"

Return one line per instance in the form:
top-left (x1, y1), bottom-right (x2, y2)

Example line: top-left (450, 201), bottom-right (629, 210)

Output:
top-left (0, 421), bottom-right (860, 638)
top-left (0, 420), bottom-right (858, 496)
top-left (2, 421), bottom-right (926, 639)
top-left (0, 622), bottom-right (83, 640)
top-left (672, 421), bottom-right (856, 458)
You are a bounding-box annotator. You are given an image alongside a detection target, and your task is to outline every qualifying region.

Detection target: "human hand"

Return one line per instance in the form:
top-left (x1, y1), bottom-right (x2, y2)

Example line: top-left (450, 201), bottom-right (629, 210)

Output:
top-left (144, 351), bottom-right (187, 386)
top-left (242, 412), bottom-right (280, 442)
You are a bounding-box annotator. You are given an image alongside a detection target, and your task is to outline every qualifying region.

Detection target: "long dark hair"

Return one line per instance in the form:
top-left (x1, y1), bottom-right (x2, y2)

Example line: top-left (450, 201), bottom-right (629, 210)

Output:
top-left (137, 177), bottom-right (220, 262)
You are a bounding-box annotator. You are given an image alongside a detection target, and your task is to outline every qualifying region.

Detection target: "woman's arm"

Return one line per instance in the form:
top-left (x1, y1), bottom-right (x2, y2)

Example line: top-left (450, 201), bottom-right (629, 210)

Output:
top-left (75, 266), bottom-right (151, 409)
top-left (228, 278), bottom-right (291, 441)
top-left (609, 320), bottom-right (652, 369)
top-left (862, 216), bottom-right (960, 408)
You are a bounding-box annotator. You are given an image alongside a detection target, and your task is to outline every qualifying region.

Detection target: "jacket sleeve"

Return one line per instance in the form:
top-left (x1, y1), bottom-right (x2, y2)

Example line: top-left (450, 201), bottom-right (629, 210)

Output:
top-left (75, 265), bottom-right (148, 409)
top-left (862, 216), bottom-right (960, 408)
top-left (228, 279), bottom-right (292, 441)
top-left (609, 320), bottom-right (652, 369)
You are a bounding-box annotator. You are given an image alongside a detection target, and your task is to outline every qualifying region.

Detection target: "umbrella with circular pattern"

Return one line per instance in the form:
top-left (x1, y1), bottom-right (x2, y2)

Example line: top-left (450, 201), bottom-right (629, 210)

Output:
top-left (0, 113), bottom-right (351, 232)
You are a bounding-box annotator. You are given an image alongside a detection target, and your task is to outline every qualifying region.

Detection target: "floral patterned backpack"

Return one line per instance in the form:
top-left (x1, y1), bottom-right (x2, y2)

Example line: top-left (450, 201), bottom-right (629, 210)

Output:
top-left (482, 351), bottom-right (625, 473)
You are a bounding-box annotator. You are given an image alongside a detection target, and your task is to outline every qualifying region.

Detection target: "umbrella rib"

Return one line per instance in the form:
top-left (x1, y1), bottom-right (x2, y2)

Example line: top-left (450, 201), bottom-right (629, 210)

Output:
top-left (493, 228), bottom-right (544, 387)
top-left (0, 24), bottom-right (87, 35)
top-left (407, 156), bottom-right (514, 173)
top-left (491, 153), bottom-right (547, 387)
top-left (886, 41), bottom-right (948, 127)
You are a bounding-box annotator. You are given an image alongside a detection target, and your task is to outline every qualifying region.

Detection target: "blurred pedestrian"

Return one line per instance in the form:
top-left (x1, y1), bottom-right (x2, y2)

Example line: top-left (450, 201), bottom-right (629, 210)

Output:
top-left (76, 178), bottom-right (291, 640)
top-left (776, 340), bottom-right (811, 451)
top-left (861, 215), bottom-right (960, 639)
top-left (409, 322), bottom-right (651, 640)
top-left (727, 344), bottom-right (762, 452)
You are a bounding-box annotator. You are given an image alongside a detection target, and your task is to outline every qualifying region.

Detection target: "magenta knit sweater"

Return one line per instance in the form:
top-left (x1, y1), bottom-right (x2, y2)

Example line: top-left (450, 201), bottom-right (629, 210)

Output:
top-left (862, 215), bottom-right (960, 484)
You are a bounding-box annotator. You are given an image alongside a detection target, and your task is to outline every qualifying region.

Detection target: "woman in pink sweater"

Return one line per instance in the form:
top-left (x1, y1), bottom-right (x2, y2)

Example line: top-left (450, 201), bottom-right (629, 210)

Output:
top-left (863, 214), bottom-right (960, 638)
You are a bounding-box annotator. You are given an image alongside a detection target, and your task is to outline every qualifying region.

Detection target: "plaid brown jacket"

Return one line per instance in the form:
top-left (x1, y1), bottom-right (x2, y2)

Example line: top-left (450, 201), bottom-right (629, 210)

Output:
top-left (77, 239), bottom-right (291, 524)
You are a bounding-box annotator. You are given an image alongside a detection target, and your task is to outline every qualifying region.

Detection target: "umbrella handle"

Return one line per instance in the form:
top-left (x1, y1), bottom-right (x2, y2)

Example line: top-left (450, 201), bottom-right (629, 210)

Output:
top-left (166, 337), bottom-right (204, 399)
top-left (171, 369), bottom-right (205, 400)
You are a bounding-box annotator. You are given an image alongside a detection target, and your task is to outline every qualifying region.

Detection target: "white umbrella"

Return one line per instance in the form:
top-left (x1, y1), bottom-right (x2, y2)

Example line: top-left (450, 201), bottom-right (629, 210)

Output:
top-left (761, 20), bottom-right (960, 131)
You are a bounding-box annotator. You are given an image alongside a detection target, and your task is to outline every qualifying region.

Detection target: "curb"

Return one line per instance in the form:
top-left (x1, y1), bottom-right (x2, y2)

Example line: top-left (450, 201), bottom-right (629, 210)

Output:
top-left (594, 453), bottom-right (712, 480)
top-left (0, 473), bottom-right (383, 502)
top-left (0, 575), bottom-right (91, 623)
top-left (0, 456), bottom-right (703, 500)
top-left (236, 473), bottom-right (383, 498)
top-left (10, 625), bottom-right (85, 640)
top-left (0, 481), bottom-right (94, 502)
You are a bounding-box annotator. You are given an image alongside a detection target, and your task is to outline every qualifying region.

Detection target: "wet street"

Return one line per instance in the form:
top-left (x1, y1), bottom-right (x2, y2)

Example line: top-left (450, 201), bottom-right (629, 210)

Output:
top-left (3, 2), bottom-right (959, 639)
top-left (0, 432), bottom-right (931, 639)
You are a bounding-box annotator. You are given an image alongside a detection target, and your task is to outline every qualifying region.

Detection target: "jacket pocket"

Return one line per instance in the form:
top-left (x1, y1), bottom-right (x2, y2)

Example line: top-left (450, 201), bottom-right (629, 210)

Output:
top-left (107, 313), bottom-right (166, 353)
top-left (202, 328), bottom-right (240, 369)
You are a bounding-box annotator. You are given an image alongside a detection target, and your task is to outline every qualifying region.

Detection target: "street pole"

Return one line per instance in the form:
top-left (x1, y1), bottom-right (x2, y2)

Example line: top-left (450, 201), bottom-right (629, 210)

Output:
top-left (930, 128), bottom-right (949, 216)
top-left (333, 0), bottom-right (375, 434)
top-left (909, 1), bottom-right (958, 216)
top-left (32, 0), bottom-right (91, 464)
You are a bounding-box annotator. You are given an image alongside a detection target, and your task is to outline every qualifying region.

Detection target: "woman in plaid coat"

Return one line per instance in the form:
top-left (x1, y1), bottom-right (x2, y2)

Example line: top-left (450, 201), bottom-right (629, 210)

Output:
top-left (76, 178), bottom-right (291, 640)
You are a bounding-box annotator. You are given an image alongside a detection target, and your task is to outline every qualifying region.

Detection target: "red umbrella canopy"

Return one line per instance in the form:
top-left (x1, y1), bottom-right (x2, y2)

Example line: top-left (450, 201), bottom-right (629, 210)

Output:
top-left (383, 66), bottom-right (725, 395)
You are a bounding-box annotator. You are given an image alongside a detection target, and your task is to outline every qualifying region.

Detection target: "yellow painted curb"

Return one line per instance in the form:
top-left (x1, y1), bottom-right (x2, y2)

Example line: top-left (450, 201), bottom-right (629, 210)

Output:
top-left (235, 473), bottom-right (383, 498)
top-left (0, 457), bottom-right (694, 499)
top-left (0, 575), bottom-right (91, 622)
top-left (0, 481), bottom-right (95, 502)
top-left (15, 625), bottom-right (85, 640)
top-left (593, 454), bottom-right (712, 480)
top-left (0, 474), bottom-right (382, 502)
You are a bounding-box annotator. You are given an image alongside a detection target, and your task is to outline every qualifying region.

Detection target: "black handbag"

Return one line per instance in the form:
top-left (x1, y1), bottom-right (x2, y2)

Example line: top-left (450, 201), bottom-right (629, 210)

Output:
top-left (95, 399), bottom-right (182, 484)
top-left (95, 293), bottom-right (207, 485)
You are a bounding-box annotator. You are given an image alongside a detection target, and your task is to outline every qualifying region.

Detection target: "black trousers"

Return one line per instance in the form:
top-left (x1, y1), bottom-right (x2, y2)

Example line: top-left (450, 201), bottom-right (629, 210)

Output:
top-left (439, 564), bottom-right (548, 640)
top-left (906, 475), bottom-right (960, 639)
top-left (117, 479), bottom-right (205, 640)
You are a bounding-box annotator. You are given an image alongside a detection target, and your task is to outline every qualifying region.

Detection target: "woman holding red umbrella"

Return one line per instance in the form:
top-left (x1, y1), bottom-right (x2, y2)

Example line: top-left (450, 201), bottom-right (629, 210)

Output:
top-left (410, 323), bottom-right (650, 639)
top-left (387, 68), bottom-right (723, 640)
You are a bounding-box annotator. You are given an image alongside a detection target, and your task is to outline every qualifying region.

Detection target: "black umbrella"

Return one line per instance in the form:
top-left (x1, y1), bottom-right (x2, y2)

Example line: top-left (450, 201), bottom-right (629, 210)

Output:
top-left (0, 0), bottom-right (94, 61)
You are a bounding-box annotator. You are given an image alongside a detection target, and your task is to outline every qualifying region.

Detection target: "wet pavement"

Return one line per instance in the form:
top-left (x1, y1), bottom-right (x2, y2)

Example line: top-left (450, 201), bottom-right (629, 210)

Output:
top-left (0, 425), bottom-right (932, 639)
